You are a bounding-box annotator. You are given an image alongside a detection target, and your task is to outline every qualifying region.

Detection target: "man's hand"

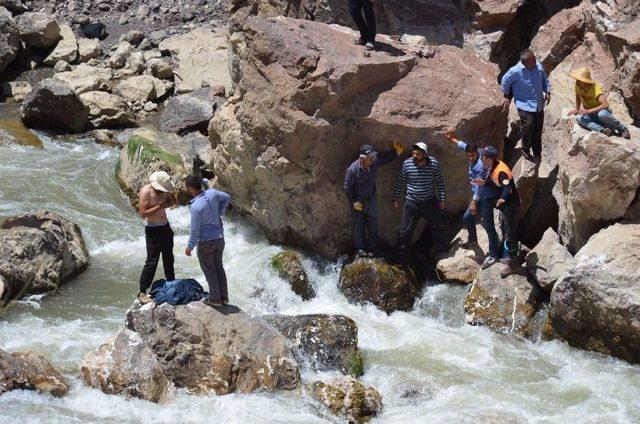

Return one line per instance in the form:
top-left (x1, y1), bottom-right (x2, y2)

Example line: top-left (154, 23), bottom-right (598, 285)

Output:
top-left (444, 127), bottom-right (457, 143)
top-left (391, 141), bottom-right (404, 155)
top-left (185, 247), bottom-right (192, 257)
top-left (545, 92), bottom-right (551, 106)
top-left (353, 202), bottom-right (363, 212)
top-left (393, 200), bottom-right (400, 209)
top-left (496, 199), bottom-right (505, 207)
top-left (502, 98), bottom-right (511, 110)
top-left (439, 202), bottom-right (445, 210)
top-left (578, 108), bottom-right (589, 115)
top-left (474, 178), bottom-right (486, 186)
top-left (567, 108), bottom-right (578, 116)
top-left (470, 201), bottom-right (478, 216)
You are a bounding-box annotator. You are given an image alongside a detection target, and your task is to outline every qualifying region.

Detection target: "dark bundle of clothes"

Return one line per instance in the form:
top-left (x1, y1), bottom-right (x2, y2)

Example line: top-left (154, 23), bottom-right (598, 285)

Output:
top-left (150, 279), bottom-right (208, 306)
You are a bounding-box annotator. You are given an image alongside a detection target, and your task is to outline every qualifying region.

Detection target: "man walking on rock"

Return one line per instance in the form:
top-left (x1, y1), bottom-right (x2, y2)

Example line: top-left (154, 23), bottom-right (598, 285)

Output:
top-left (501, 48), bottom-right (551, 162)
top-left (137, 171), bottom-right (178, 304)
top-left (393, 142), bottom-right (447, 259)
top-left (344, 142), bottom-right (404, 257)
top-left (184, 175), bottom-right (231, 307)
top-left (349, 0), bottom-right (377, 51)
top-left (445, 128), bottom-right (500, 269)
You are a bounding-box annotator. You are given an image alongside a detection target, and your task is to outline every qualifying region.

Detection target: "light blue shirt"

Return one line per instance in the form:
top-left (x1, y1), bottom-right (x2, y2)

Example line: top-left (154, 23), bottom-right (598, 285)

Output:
top-left (187, 188), bottom-right (231, 249)
top-left (457, 141), bottom-right (495, 201)
top-left (501, 61), bottom-right (551, 112)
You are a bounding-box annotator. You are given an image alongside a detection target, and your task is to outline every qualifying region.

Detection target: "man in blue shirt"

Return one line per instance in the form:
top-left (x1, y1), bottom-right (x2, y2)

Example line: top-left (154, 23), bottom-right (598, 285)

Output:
top-left (445, 129), bottom-right (500, 269)
top-left (184, 175), bottom-right (231, 307)
top-left (501, 48), bottom-right (551, 162)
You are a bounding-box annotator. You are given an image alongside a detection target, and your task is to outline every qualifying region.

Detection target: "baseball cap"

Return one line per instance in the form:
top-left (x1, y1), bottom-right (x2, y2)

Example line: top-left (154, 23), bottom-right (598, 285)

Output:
top-left (412, 142), bottom-right (428, 154)
top-left (480, 145), bottom-right (498, 159)
top-left (359, 144), bottom-right (378, 158)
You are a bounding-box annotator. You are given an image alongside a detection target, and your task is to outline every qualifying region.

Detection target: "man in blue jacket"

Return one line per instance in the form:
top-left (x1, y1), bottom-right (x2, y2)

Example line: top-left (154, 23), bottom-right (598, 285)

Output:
top-left (501, 48), bottom-right (552, 162)
top-left (184, 175), bottom-right (231, 307)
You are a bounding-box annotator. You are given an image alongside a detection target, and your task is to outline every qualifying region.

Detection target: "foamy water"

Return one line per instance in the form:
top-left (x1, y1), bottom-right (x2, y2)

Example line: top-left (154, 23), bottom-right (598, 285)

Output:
top-left (1, 135), bottom-right (639, 423)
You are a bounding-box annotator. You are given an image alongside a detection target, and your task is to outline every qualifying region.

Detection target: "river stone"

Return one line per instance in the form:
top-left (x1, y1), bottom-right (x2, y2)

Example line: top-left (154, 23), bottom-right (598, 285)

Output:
top-left (525, 228), bottom-right (574, 293)
top-left (16, 12), bottom-right (60, 48)
top-left (548, 222), bottom-right (640, 364)
top-left (20, 78), bottom-right (89, 133)
top-left (0, 211), bottom-right (90, 305)
top-left (0, 11), bottom-right (19, 74)
top-left (310, 378), bottom-right (382, 424)
top-left (43, 25), bottom-right (78, 66)
top-left (0, 118), bottom-right (42, 147)
top-left (270, 251), bottom-right (315, 300)
top-left (116, 74), bottom-right (168, 102)
top-left (464, 263), bottom-right (545, 338)
top-left (436, 223), bottom-right (489, 284)
top-left (77, 38), bottom-right (102, 62)
top-left (339, 258), bottom-right (420, 314)
top-left (159, 88), bottom-right (216, 135)
top-left (79, 91), bottom-right (136, 129)
top-left (54, 63), bottom-right (112, 95)
top-left (263, 314), bottom-right (361, 375)
top-left (0, 349), bottom-right (69, 397)
top-left (80, 328), bottom-right (175, 403)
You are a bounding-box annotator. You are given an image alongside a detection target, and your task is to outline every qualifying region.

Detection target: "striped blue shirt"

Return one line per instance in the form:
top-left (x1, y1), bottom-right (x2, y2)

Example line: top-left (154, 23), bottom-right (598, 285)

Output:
top-left (393, 157), bottom-right (446, 203)
top-left (344, 150), bottom-right (396, 202)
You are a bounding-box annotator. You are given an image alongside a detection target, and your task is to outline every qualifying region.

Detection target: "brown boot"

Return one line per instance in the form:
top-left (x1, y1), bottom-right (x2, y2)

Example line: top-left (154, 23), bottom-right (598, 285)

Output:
top-left (137, 292), bottom-right (153, 305)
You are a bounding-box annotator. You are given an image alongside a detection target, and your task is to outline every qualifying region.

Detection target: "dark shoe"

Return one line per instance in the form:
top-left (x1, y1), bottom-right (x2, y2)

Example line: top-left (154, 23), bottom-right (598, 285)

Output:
top-left (203, 297), bottom-right (223, 307)
top-left (601, 128), bottom-right (613, 136)
top-left (137, 293), bottom-right (153, 305)
top-left (458, 239), bottom-right (478, 249)
top-left (481, 256), bottom-right (497, 269)
top-left (620, 128), bottom-right (631, 139)
top-left (366, 251), bottom-right (375, 258)
top-left (364, 42), bottom-right (375, 51)
top-left (356, 249), bottom-right (368, 258)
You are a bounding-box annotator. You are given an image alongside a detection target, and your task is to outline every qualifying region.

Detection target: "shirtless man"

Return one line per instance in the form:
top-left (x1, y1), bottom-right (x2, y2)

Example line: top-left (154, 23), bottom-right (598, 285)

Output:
top-left (137, 171), bottom-right (178, 304)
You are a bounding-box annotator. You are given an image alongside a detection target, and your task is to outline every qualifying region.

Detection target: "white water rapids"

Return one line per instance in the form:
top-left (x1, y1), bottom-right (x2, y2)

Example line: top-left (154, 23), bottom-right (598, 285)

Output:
top-left (1, 133), bottom-right (639, 423)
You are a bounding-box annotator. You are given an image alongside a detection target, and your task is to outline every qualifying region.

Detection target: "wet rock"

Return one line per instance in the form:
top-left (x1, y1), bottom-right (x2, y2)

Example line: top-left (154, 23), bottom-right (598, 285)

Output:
top-left (464, 264), bottom-right (545, 338)
top-left (264, 314), bottom-right (361, 375)
top-left (20, 78), bottom-right (89, 132)
top-left (270, 251), bottom-right (315, 300)
top-left (339, 258), bottom-right (420, 314)
top-left (0, 11), bottom-right (19, 73)
top-left (0, 210), bottom-right (89, 306)
top-left (77, 37), bottom-right (102, 62)
top-left (436, 223), bottom-right (488, 285)
top-left (79, 91), bottom-right (136, 129)
top-left (160, 88), bottom-right (216, 136)
top-left (159, 27), bottom-right (231, 94)
top-left (146, 57), bottom-right (173, 79)
top-left (43, 25), bottom-right (78, 66)
top-left (116, 74), bottom-right (167, 102)
top-left (1, 80), bottom-right (30, 101)
top-left (548, 222), bottom-right (640, 364)
top-left (53, 63), bottom-right (112, 94)
top-left (16, 12), bottom-right (60, 48)
top-left (83, 302), bottom-right (300, 400)
top-left (108, 41), bottom-right (133, 69)
top-left (310, 377), bottom-right (382, 424)
top-left (525, 228), bottom-right (574, 293)
top-left (0, 118), bottom-right (41, 147)
top-left (0, 349), bottom-right (69, 397)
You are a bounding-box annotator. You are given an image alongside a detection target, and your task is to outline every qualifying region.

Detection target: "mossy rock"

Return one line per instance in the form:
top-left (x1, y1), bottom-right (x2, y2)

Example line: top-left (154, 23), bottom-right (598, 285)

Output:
top-left (270, 251), bottom-right (315, 300)
top-left (0, 119), bottom-right (43, 148)
top-left (310, 378), bottom-right (382, 424)
top-left (125, 134), bottom-right (182, 168)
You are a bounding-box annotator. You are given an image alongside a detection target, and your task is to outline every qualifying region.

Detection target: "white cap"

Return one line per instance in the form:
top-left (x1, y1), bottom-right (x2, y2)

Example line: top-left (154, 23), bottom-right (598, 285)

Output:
top-left (149, 171), bottom-right (174, 192)
top-left (412, 142), bottom-right (428, 154)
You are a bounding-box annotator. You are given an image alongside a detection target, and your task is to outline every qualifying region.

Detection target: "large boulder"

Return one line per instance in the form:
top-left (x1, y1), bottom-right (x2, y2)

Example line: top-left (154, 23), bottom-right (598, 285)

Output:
top-left (270, 251), bottom-right (315, 300)
top-left (310, 377), bottom-right (382, 424)
top-left (43, 25), bottom-right (78, 66)
top-left (53, 63), bottom-right (112, 94)
top-left (160, 88), bottom-right (218, 135)
top-left (0, 349), bottom-right (69, 397)
top-left (263, 314), bottom-right (361, 375)
top-left (159, 27), bottom-right (231, 94)
top-left (115, 75), bottom-right (168, 102)
top-left (339, 258), bottom-right (420, 314)
top-left (0, 11), bottom-right (19, 74)
top-left (20, 78), bottom-right (89, 133)
top-left (16, 12), bottom-right (60, 48)
top-left (470, 0), bottom-right (525, 30)
top-left (82, 302), bottom-right (300, 400)
top-left (0, 211), bottom-right (89, 306)
top-left (548, 222), bottom-right (640, 363)
top-left (79, 91), bottom-right (136, 129)
top-left (525, 228), bottom-right (574, 293)
top-left (464, 264), bottom-right (545, 338)
top-left (208, 16), bottom-right (507, 258)
top-left (436, 223), bottom-right (488, 285)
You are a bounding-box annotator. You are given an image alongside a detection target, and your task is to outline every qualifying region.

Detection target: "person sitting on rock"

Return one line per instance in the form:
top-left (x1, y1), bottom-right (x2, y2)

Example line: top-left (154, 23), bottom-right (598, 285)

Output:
top-left (344, 142), bottom-right (404, 258)
top-left (184, 175), bottom-right (231, 307)
top-left (349, 0), bottom-right (377, 51)
top-left (445, 128), bottom-right (500, 269)
top-left (393, 142), bottom-right (447, 259)
top-left (568, 66), bottom-right (631, 139)
top-left (137, 171), bottom-right (178, 305)
top-left (474, 146), bottom-right (522, 278)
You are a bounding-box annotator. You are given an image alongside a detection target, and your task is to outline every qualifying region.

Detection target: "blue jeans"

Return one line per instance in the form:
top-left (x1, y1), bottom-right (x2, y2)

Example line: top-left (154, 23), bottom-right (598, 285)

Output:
top-left (576, 108), bottom-right (626, 133)
top-left (463, 198), bottom-right (499, 258)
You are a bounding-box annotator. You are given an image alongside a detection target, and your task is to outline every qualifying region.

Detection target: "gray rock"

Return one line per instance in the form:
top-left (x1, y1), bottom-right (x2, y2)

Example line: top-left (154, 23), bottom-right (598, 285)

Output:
top-left (108, 41), bottom-right (133, 69)
top-left (43, 25), bottom-right (78, 66)
top-left (20, 78), bottom-right (89, 132)
top-left (123, 30), bottom-right (144, 46)
top-left (127, 51), bottom-right (145, 74)
top-left (526, 228), bottom-right (574, 293)
top-left (77, 37), bottom-right (102, 62)
top-left (270, 251), bottom-right (315, 300)
top-left (159, 88), bottom-right (215, 135)
top-left (53, 63), bottom-right (112, 94)
top-left (310, 378), bottom-right (383, 424)
top-left (16, 12), bottom-right (60, 48)
top-left (1, 80), bottom-right (31, 101)
top-left (146, 57), bottom-right (173, 79)
top-left (116, 74), bottom-right (168, 102)
top-left (53, 60), bottom-right (71, 72)
top-left (79, 91), bottom-right (136, 129)
top-left (148, 29), bottom-right (167, 47)
top-left (0, 11), bottom-right (19, 73)
top-left (0, 349), bottom-right (69, 397)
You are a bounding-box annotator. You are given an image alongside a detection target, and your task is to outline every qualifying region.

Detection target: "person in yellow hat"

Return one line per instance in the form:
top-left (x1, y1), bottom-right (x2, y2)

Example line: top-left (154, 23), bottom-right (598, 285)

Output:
top-left (568, 67), bottom-right (630, 139)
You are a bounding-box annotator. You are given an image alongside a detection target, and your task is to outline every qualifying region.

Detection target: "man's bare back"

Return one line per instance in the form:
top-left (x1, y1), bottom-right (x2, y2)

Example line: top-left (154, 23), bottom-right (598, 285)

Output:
top-left (139, 184), bottom-right (175, 225)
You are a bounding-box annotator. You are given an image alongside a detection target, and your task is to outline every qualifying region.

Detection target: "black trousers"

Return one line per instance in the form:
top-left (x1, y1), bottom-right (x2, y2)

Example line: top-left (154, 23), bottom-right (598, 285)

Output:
top-left (348, 0), bottom-right (376, 43)
top-left (139, 224), bottom-right (175, 293)
top-left (498, 200), bottom-right (521, 264)
top-left (351, 196), bottom-right (378, 252)
top-left (518, 109), bottom-right (544, 157)
top-left (197, 239), bottom-right (228, 303)
top-left (398, 197), bottom-right (445, 253)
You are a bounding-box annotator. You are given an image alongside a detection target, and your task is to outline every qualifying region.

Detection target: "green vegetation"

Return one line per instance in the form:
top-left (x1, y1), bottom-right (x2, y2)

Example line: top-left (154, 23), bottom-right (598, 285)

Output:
top-left (345, 350), bottom-right (364, 378)
top-left (126, 134), bottom-right (181, 168)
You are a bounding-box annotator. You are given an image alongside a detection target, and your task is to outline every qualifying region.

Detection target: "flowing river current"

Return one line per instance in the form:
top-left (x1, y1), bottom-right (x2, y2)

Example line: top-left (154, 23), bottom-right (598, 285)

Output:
top-left (1, 126), bottom-right (640, 423)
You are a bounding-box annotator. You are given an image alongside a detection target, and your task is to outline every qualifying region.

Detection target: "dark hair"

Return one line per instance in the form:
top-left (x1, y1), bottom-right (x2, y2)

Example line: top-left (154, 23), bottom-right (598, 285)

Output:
top-left (520, 48), bottom-right (534, 61)
top-left (464, 143), bottom-right (478, 153)
top-left (184, 175), bottom-right (203, 191)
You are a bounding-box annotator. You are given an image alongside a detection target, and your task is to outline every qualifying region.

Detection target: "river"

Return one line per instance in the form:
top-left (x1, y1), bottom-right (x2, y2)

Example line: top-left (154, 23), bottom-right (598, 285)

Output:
top-left (0, 122), bottom-right (639, 423)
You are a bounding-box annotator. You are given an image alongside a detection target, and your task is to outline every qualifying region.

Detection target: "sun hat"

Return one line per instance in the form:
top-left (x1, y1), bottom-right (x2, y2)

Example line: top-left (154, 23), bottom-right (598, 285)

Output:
top-left (149, 171), bottom-right (174, 192)
top-left (359, 144), bottom-right (378, 158)
top-left (480, 145), bottom-right (498, 159)
top-left (412, 142), bottom-right (428, 154)
top-left (569, 66), bottom-right (595, 84)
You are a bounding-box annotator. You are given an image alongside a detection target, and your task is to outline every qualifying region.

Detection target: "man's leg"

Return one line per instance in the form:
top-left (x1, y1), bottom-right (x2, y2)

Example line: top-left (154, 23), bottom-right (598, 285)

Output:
top-left (462, 206), bottom-right (477, 244)
top-left (197, 242), bottom-right (222, 302)
top-left (361, 0), bottom-right (376, 43)
top-left (364, 197), bottom-right (378, 253)
top-left (532, 110), bottom-right (544, 157)
top-left (139, 227), bottom-right (161, 294)
top-left (160, 225), bottom-right (175, 282)
top-left (212, 239), bottom-right (228, 302)
top-left (597, 108), bottom-right (628, 133)
top-left (348, 0), bottom-right (367, 44)
top-left (517, 109), bottom-right (535, 157)
top-left (478, 198), bottom-right (499, 258)
top-left (421, 197), bottom-right (446, 251)
top-left (576, 113), bottom-right (604, 132)
top-left (351, 204), bottom-right (366, 252)
top-left (501, 201), bottom-right (521, 265)
top-left (397, 199), bottom-right (419, 256)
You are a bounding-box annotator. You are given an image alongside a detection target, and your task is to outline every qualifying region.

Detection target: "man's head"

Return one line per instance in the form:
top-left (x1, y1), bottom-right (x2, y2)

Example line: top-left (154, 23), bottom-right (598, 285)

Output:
top-left (480, 145), bottom-right (498, 168)
top-left (184, 175), bottom-right (204, 197)
top-left (149, 171), bottom-right (174, 193)
top-left (520, 48), bottom-right (536, 69)
top-left (465, 143), bottom-right (479, 164)
top-left (412, 142), bottom-right (428, 162)
top-left (359, 144), bottom-right (377, 168)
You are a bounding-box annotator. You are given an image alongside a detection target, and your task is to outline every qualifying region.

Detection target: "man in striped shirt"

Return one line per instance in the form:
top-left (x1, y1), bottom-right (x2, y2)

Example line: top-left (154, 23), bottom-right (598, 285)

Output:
top-left (393, 142), bottom-right (447, 257)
